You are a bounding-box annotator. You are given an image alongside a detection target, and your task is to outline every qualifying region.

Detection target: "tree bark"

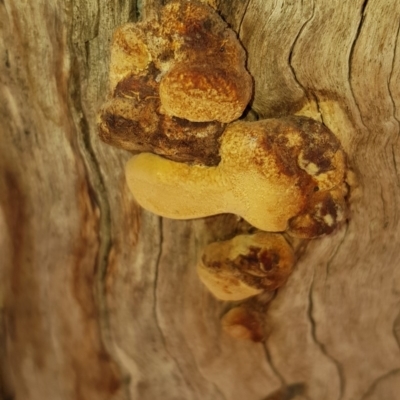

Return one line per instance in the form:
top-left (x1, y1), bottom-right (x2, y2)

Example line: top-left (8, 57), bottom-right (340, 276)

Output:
top-left (1, 1), bottom-right (400, 400)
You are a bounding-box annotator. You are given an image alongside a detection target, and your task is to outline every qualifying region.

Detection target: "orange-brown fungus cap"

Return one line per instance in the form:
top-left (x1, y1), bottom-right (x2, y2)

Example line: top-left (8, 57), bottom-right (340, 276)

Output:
top-left (197, 232), bottom-right (295, 301)
top-left (98, 0), bottom-right (252, 164)
top-left (160, 64), bottom-right (252, 123)
top-left (125, 116), bottom-right (347, 237)
top-left (221, 306), bottom-right (264, 342)
top-left (158, 1), bottom-right (252, 123)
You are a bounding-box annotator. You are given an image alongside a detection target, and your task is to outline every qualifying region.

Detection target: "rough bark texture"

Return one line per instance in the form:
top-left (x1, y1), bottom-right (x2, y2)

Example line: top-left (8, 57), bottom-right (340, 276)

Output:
top-left (1, 1), bottom-right (400, 400)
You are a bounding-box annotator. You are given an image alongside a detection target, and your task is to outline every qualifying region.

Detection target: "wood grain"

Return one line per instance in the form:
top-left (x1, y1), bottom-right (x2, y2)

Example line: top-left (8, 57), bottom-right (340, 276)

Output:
top-left (1, 0), bottom-right (400, 399)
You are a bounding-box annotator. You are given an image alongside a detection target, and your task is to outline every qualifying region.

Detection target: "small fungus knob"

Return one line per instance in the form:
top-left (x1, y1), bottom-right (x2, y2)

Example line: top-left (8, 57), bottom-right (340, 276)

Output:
top-left (197, 232), bottom-right (295, 301)
top-left (221, 306), bottom-right (264, 342)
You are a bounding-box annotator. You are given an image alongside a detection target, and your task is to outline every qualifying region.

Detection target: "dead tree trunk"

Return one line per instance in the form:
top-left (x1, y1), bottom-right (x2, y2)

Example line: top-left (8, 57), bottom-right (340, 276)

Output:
top-left (1, 1), bottom-right (400, 399)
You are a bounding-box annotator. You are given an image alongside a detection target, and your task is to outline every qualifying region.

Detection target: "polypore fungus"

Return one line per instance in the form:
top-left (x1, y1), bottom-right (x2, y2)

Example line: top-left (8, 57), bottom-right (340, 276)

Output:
top-left (125, 116), bottom-right (347, 238)
top-left (98, 0), bottom-right (252, 165)
top-left (197, 232), bottom-right (295, 301)
top-left (221, 306), bottom-right (264, 342)
top-left (99, 0), bottom-right (350, 322)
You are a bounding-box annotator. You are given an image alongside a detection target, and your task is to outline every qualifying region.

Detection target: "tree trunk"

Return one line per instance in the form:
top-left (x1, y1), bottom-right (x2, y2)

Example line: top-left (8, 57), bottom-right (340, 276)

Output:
top-left (1, 0), bottom-right (400, 399)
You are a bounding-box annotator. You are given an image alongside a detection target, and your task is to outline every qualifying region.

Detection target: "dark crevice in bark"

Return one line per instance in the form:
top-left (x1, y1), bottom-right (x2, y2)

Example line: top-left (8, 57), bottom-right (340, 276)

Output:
top-left (136, 0), bottom-right (143, 20)
top-left (379, 183), bottom-right (389, 229)
top-left (326, 223), bottom-right (349, 279)
top-left (237, 0), bottom-right (251, 38)
top-left (388, 23), bottom-right (400, 127)
top-left (359, 368), bottom-right (400, 400)
top-left (67, 25), bottom-right (126, 393)
top-left (392, 145), bottom-right (400, 187)
top-left (69, 60), bottom-right (112, 300)
top-left (307, 275), bottom-right (345, 400)
top-left (152, 218), bottom-right (198, 398)
top-left (129, 0), bottom-right (137, 22)
top-left (0, 309), bottom-right (14, 400)
top-left (94, 0), bottom-right (100, 39)
top-left (393, 309), bottom-right (400, 350)
top-left (312, 92), bottom-right (325, 124)
top-left (348, 0), bottom-right (370, 129)
top-left (263, 383), bottom-right (309, 400)
top-left (287, 1), bottom-right (315, 97)
top-left (262, 341), bottom-right (286, 387)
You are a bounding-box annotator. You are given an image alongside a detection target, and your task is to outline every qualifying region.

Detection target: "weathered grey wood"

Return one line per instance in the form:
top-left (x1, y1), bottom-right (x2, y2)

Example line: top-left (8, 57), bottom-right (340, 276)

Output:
top-left (1, 0), bottom-right (400, 399)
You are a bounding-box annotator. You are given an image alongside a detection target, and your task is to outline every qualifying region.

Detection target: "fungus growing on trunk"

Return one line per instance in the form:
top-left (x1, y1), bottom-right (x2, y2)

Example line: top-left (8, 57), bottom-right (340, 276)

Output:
top-left (221, 306), bottom-right (264, 342)
top-left (98, 0), bottom-right (350, 318)
top-left (197, 232), bottom-right (295, 301)
top-left (98, 0), bottom-right (252, 164)
top-left (125, 117), bottom-right (347, 238)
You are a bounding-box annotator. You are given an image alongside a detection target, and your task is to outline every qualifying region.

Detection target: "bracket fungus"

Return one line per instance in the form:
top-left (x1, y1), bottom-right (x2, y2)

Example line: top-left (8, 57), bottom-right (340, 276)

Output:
top-left (125, 116), bottom-right (347, 238)
top-left (197, 232), bottom-right (295, 301)
top-left (98, 0), bottom-right (252, 165)
top-left (98, 0), bottom-right (349, 315)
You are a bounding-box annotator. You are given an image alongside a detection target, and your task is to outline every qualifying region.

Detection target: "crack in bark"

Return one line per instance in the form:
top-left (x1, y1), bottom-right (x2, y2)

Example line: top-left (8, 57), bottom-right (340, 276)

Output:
top-left (262, 340), bottom-right (286, 387)
top-left (348, 0), bottom-right (370, 129)
top-left (388, 22), bottom-right (400, 127)
top-left (393, 309), bottom-right (400, 350)
top-left (379, 183), bottom-right (389, 229)
top-left (68, 52), bottom-right (115, 344)
top-left (312, 92), bottom-right (325, 124)
top-left (238, 0), bottom-right (251, 38)
top-left (359, 368), bottom-right (400, 400)
top-left (326, 223), bottom-right (349, 279)
top-left (68, 29), bottom-right (131, 395)
top-left (263, 382), bottom-right (309, 400)
top-left (287, 0), bottom-right (315, 96)
top-left (136, 0), bottom-right (142, 20)
top-left (94, 0), bottom-right (100, 38)
top-left (392, 145), bottom-right (400, 187)
top-left (307, 275), bottom-right (345, 400)
top-left (71, 90), bottom-right (129, 394)
top-left (152, 218), bottom-right (199, 398)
